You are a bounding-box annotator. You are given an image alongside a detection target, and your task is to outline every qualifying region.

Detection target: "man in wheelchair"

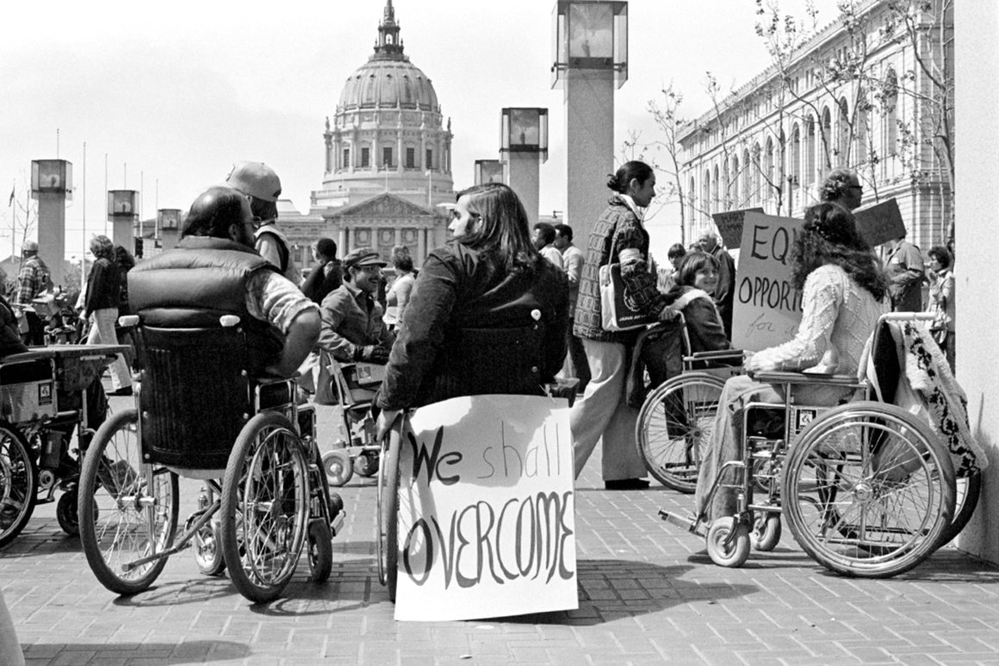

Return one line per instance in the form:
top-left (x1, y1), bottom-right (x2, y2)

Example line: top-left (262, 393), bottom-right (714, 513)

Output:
top-left (128, 185), bottom-right (321, 380)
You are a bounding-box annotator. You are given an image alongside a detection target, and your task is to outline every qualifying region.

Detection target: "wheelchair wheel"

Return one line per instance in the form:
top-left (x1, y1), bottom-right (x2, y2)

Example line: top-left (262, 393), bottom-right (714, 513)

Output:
top-left (751, 512), bottom-right (782, 552)
top-left (782, 402), bottom-right (955, 578)
top-left (221, 412), bottom-right (309, 604)
top-left (936, 469), bottom-right (982, 549)
top-left (56, 487), bottom-right (83, 536)
top-left (79, 408), bottom-right (179, 595)
top-left (354, 449), bottom-right (379, 477)
top-left (322, 450), bottom-right (354, 487)
top-left (706, 517), bottom-right (750, 568)
top-left (307, 520), bottom-right (333, 583)
top-left (190, 517), bottom-right (225, 577)
top-left (636, 373), bottom-right (724, 493)
top-left (0, 424), bottom-right (37, 549)
top-left (376, 428), bottom-right (400, 601)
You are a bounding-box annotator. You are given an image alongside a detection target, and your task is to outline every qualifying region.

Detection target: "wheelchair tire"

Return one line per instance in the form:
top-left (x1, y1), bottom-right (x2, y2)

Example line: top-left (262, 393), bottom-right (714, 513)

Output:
top-left (376, 427), bottom-right (401, 601)
top-left (636, 373), bottom-right (725, 493)
top-left (706, 517), bottom-right (751, 568)
top-left (0, 424), bottom-right (37, 549)
top-left (936, 469), bottom-right (982, 549)
top-left (221, 411), bottom-right (309, 604)
top-left (322, 450), bottom-right (354, 487)
top-left (782, 402), bottom-right (955, 579)
top-left (751, 512), bottom-right (781, 552)
top-left (79, 408), bottom-right (179, 595)
top-left (307, 519), bottom-right (333, 583)
top-left (354, 449), bottom-right (379, 477)
top-left (191, 518), bottom-right (226, 577)
top-left (56, 487), bottom-right (82, 536)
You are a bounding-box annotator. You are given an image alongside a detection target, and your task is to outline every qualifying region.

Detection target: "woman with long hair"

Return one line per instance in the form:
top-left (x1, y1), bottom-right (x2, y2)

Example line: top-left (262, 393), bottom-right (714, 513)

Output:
top-left (375, 182), bottom-right (569, 432)
top-left (926, 245), bottom-right (955, 371)
top-left (572, 160), bottom-right (675, 490)
top-left (85, 235), bottom-right (132, 395)
top-left (695, 202), bottom-right (890, 521)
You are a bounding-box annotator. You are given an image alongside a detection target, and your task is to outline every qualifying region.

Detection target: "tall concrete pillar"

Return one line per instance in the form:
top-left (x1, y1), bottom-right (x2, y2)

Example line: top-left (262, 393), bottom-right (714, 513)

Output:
top-left (107, 190), bottom-right (137, 255)
top-left (506, 153), bottom-right (542, 227)
top-left (31, 159), bottom-right (72, 288)
top-left (565, 71), bottom-right (615, 243)
top-left (953, 0), bottom-right (999, 563)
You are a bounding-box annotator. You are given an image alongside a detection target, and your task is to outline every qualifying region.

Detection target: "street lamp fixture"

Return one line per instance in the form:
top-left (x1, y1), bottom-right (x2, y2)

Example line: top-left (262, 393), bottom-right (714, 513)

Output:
top-left (31, 160), bottom-right (72, 199)
top-left (500, 108), bottom-right (549, 162)
top-left (107, 190), bottom-right (138, 221)
top-left (474, 160), bottom-right (504, 185)
top-left (551, 1), bottom-right (629, 89)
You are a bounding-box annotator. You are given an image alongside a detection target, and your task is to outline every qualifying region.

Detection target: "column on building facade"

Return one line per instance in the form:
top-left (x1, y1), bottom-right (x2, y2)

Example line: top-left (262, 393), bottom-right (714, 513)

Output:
top-left (394, 228), bottom-right (402, 248)
top-left (338, 227), bottom-right (347, 257)
top-left (417, 227), bottom-right (427, 265)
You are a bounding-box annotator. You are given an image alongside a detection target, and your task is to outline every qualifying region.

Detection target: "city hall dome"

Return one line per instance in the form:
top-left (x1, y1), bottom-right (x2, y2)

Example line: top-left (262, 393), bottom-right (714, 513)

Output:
top-left (338, 56), bottom-right (439, 112)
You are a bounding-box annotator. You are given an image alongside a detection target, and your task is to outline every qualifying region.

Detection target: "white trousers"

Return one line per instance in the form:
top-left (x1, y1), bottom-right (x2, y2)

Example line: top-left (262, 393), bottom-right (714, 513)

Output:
top-left (87, 308), bottom-right (131, 391)
top-left (570, 338), bottom-right (646, 481)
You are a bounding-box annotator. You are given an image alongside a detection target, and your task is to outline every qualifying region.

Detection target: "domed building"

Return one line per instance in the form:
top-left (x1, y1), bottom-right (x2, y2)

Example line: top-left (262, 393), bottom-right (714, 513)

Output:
top-left (280, 0), bottom-right (454, 267)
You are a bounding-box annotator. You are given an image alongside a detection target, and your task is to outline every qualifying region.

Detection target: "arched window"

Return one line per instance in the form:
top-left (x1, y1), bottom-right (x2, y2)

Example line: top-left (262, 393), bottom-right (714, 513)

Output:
top-left (883, 67), bottom-right (899, 156)
top-left (712, 164), bottom-right (720, 212)
top-left (790, 123), bottom-right (802, 197)
top-left (751, 143), bottom-right (762, 205)
top-left (703, 169), bottom-right (712, 218)
top-left (838, 97), bottom-right (850, 162)
top-left (731, 154), bottom-right (740, 206)
top-left (742, 148), bottom-right (752, 204)
top-left (804, 115), bottom-right (816, 187)
top-left (764, 136), bottom-right (775, 206)
top-left (687, 176), bottom-right (696, 226)
top-left (821, 107), bottom-right (833, 169)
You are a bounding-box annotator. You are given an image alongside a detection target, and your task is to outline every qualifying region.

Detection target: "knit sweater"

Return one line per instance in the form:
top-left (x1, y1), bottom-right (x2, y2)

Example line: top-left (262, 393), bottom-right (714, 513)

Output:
top-left (750, 264), bottom-right (888, 377)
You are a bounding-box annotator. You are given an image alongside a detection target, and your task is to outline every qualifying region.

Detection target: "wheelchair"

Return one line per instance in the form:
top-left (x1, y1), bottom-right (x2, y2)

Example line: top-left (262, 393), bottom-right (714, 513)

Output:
top-left (319, 358), bottom-right (385, 487)
top-left (77, 315), bottom-right (343, 603)
top-left (0, 344), bottom-right (123, 548)
top-left (661, 313), bottom-right (981, 578)
top-left (635, 315), bottom-right (744, 492)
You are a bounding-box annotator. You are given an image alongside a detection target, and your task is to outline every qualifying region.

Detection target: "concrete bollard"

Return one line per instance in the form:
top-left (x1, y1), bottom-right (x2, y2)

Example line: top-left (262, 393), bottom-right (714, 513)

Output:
top-left (0, 589), bottom-right (25, 666)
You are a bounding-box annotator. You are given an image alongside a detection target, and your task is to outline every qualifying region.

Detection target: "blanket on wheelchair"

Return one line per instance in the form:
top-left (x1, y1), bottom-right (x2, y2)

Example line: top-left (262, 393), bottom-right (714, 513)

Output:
top-left (862, 320), bottom-right (987, 476)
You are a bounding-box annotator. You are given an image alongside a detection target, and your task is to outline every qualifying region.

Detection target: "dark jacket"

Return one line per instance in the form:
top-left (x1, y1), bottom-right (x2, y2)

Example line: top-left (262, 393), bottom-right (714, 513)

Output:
top-left (84, 257), bottom-right (121, 317)
top-left (128, 237), bottom-right (283, 374)
top-left (574, 196), bottom-right (666, 344)
top-left (664, 285), bottom-right (731, 356)
top-left (0, 296), bottom-right (29, 357)
top-left (302, 260), bottom-right (343, 304)
top-left (375, 242), bottom-right (570, 410)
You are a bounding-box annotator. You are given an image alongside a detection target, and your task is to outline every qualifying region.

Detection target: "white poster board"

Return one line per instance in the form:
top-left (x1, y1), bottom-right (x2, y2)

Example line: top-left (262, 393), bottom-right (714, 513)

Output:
top-left (394, 394), bottom-right (578, 622)
top-left (731, 212), bottom-right (805, 351)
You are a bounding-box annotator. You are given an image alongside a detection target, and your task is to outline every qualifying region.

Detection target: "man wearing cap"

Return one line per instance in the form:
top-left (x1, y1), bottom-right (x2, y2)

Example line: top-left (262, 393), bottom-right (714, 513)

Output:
top-left (15, 240), bottom-right (52, 346)
top-left (317, 248), bottom-right (395, 364)
top-left (225, 161), bottom-right (302, 285)
top-left (129, 186), bottom-right (320, 379)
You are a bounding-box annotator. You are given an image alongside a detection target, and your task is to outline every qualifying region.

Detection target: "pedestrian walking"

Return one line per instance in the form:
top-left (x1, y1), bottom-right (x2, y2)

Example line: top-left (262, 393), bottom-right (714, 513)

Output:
top-left (84, 235), bottom-right (132, 396)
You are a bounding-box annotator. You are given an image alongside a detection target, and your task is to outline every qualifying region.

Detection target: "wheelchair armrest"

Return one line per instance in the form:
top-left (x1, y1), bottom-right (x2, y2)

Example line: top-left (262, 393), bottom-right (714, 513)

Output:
top-left (750, 370), bottom-right (861, 387)
top-left (689, 348), bottom-right (745, 360)
top-left (118, 315), bottom-right (140, 328)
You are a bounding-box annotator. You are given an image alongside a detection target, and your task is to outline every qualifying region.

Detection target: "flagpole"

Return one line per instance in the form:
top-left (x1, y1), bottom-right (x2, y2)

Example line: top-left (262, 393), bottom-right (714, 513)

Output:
top-left (104, 153), bottom-right (108, 236)
top-left (82, 142), bottom-right (87, 284)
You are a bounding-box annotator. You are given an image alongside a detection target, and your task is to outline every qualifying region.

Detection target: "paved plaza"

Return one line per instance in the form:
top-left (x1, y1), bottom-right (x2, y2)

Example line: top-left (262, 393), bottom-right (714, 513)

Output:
top-left (2, 393), bottom-right (999, 665)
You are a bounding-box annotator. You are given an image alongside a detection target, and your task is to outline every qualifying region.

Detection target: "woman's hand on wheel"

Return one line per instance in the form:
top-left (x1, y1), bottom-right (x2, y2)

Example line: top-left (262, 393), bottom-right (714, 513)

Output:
top-left (376, 408), bottom-right (401, 440)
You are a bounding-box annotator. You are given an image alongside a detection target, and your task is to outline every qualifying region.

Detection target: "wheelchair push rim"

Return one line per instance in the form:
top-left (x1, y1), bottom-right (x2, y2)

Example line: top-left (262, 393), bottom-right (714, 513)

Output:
top-left (79, 408), bottom-right (180, 595)
top-left (0, 424), bottom-right (37, 549)
top-left (376, 422), bottom-right (402, 601)
top-left (781, 402), bottom-right (955, 578)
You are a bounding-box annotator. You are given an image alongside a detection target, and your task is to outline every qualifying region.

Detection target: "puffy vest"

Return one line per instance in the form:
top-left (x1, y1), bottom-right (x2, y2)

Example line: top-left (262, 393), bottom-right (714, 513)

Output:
top-left (128, 237), bottom-right (284, 372)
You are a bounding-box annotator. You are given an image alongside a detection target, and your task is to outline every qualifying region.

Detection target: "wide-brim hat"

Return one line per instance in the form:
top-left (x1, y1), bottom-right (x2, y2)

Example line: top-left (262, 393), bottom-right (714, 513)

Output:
top-left (343, 248), bottom-right (388, 270)
top-left (225, 161), bottom-right (282, 202)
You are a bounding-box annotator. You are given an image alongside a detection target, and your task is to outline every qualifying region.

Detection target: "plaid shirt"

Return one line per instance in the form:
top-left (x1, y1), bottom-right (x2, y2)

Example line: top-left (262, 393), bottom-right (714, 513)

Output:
top-left (16, 255), bottom-right (50, 306)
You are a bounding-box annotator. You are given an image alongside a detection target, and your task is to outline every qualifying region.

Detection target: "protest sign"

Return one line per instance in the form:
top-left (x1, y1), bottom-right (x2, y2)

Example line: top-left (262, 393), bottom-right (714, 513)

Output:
top-left (394, 394), bottom-right (577, 622)
top-left (854, 198), bottom-right (906, 248)
top-left (731, 212), bottom-right (805, 351)
top-left (711, 207), bottom-right (765, 250)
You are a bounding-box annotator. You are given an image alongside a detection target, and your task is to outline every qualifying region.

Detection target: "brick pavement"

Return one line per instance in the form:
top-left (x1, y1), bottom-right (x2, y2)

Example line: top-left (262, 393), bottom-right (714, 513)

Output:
top-left (2, 394), bottom-right (999, 665)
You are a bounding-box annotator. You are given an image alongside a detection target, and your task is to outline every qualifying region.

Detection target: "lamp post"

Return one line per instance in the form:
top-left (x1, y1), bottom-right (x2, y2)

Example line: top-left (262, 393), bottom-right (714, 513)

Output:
top-left (500, 107), bottom-right (548, 226)
top-left (158, 208), bottom-right (182, 251)
top-left (107, 190), bottom-right (138, 254)
top-left (552, 1), bottom-right (628, 241)
top-left (474, 160), bottom-right (504, 185)
top-left (31, 159), bottom-right (73, 287)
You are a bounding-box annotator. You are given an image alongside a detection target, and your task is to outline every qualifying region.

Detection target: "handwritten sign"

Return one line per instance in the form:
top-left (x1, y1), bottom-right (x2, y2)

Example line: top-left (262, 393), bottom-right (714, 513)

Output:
top-left (394, 395), bottom-right (577, 622)
top-left (731, 212), bottom-right (805, 351)
top-left (854, 198), bottom-right (906, 248)
top-left (711, 207), bottom-right (765, 250)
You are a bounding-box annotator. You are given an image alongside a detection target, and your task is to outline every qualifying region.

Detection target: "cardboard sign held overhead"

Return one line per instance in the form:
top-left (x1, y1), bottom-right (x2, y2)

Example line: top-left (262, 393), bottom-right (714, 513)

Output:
top-left (711, 208), bottom-right (765, 250)
top-left (394, 394), bottom-right (577, 622)
top-left (854, 198), bottom-right (906, 247)
top-left (731, 212), bottom-right (805, 352)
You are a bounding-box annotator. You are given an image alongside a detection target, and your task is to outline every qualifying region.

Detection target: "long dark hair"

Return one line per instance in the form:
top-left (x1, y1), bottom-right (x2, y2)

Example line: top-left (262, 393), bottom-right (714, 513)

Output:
top-left (454, 182), bottom-right (540, 273)
top-left (792, 203), bottom-right (889, 302)
top-left (606, 161), bottom-right (654, 193)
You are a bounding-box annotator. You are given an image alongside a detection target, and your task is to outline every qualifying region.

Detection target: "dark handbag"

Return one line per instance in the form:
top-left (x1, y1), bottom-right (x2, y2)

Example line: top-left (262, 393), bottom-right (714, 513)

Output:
top-left (599, 233), bottom-right (658, 332)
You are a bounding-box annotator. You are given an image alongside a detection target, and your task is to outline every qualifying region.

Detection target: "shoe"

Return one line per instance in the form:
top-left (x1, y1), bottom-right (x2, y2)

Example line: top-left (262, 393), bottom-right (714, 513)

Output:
top-left (109, 386), bottom-right (133, 397)
top-left (604, 478), bottom-right (650, 491)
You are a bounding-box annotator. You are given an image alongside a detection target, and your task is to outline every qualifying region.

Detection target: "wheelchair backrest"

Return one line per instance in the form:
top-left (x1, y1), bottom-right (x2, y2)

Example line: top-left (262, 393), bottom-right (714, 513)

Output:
top-left (136, 324), bottom-right (254, 469)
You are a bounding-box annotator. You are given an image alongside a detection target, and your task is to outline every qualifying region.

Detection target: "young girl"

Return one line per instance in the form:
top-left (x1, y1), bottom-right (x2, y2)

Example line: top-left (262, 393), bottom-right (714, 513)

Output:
top-left (663, 251), bottom-right (731, 354)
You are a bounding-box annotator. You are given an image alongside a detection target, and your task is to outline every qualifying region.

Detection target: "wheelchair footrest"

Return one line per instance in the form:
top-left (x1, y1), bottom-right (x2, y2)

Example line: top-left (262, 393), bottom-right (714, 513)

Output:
top-left (658, 509), bottom-right (706, 538)
top-left (329, 511), bottom-right (345, 537)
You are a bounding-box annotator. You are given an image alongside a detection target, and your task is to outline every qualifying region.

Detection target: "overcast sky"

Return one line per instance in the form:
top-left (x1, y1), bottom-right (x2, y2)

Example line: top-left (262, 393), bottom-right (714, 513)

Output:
top-left (1, 0), bottom-right (837, 263)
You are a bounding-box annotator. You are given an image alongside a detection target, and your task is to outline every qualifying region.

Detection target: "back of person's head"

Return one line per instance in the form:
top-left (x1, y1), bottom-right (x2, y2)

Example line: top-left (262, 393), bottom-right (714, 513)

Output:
top-left (21, 240), bottom-right (38, 257)
top-left (392, 245), bottom-right (414, 273)
top-left (819, 167), bottom-right (856, 203)
top-left (606, 160), bottom-right (654, 193)
top-left (226, 161), bottom-right (281, 223)
top-left (114, 245), bottom-right (136, 270)
top-left (90, 235), bottom-right (115, 261)
top-left (793, 202), bottom-right (888, 301)
top-left (533, 222), bottom-right (556, 247)
top-left (554, 223), bottom-right (573, 242)
top-left (455, 182), bottom-right (538, 271)
top-left (676, 251), bottom-right (720, 288)
top-left (181, 186), bottom-right (249, 239)
top-left (667, 243), bottom-right (687, 261)
top-left (928, 245), bottom-right (952, 270)
top-left (315, 237), bottom-right (338, 262)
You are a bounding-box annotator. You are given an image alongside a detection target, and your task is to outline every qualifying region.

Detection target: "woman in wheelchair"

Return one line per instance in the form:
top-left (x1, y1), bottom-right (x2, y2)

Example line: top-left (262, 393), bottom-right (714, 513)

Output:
top-left (663, 251), bottom-right (731, 355)
top-left (374, 182), bottom-right (569, 434)
top-left (694, 202), bottom-right (891, 522)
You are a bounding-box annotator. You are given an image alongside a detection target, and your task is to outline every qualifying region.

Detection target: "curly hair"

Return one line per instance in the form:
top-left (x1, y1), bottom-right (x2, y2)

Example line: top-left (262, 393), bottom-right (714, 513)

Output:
top-left (819, 167), bottom-right (856, 203)
top-left (791, 203), bottom-right (889, 302)
top-left (928, 245), bottom-right (951, 270)
top-left (89, 235), bottom-right (115, 260)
